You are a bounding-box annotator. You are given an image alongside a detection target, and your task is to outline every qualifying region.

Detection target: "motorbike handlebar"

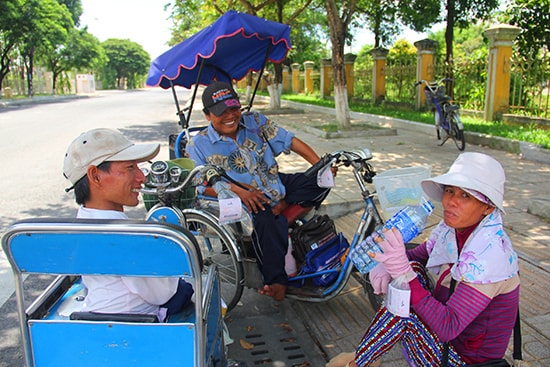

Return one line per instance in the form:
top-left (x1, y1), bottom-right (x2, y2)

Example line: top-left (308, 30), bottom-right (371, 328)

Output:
top-left (304, 153), bottom-right (337, 178)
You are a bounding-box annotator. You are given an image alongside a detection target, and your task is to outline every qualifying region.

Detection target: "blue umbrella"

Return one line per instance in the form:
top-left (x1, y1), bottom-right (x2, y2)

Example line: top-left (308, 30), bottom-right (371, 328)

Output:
top-left (146, 10), bottom-right (291, 89)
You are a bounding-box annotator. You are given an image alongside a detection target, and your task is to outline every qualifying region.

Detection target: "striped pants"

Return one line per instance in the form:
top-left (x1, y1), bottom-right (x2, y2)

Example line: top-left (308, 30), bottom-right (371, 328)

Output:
top-left (355, 263), bottom-right (465, 367)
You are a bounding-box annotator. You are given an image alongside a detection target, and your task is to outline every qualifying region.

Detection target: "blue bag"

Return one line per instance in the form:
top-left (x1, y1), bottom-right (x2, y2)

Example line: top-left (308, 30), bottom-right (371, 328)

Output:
top-left (301, 233), bottom-right (349, 286)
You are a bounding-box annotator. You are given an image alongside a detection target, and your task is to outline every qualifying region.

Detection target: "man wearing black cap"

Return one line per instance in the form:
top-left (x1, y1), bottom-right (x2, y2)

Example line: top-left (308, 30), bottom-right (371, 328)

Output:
top-left (188, 81), bottom-right (331, 301)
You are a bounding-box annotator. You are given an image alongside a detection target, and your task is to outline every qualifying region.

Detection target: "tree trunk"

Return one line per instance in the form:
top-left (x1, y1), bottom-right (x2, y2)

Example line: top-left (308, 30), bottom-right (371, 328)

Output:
top-left (325, 0), bottom-right (351, 129)
top-left (445, 0), bottom-right (455, 98)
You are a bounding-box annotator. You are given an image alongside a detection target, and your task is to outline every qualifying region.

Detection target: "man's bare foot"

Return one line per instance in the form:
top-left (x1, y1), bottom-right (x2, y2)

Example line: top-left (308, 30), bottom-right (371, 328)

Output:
top-left (258, 283), bottom-right (287, 301)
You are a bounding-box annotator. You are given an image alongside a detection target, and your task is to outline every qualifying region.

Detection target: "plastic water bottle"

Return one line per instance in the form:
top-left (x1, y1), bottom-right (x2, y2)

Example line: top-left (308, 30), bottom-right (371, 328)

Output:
top-left (212, 181), bottom-right (254, 232)
top-left (351, 200), bottom-right (434, 274)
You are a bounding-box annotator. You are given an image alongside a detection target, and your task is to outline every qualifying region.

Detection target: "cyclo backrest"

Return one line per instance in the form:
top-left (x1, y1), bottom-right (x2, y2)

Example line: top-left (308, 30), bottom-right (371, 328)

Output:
top-left (1, 218), bottom-right (218, 367)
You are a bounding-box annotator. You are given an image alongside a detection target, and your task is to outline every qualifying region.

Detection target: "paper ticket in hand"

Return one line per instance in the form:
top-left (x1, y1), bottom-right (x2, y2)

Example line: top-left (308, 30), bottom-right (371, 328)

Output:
top-left (218, 197), bottom-right (243, 225)
top-left (385, 282), bottom-right (411, 318)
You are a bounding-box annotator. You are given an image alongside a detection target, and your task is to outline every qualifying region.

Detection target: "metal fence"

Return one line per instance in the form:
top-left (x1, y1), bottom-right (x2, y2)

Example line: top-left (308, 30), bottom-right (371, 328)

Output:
top-left (352, 48), bottom-right (549, 120)
top-left (509, 50), bottom-right (550, 119)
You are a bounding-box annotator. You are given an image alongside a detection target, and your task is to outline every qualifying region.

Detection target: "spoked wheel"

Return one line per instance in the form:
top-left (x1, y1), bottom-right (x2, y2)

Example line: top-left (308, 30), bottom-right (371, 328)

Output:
top-left (450, 113), bottom-right (466, 151)
top-left (181, 210), bottom-right (244, 312)
top-left (360, 273), bottom-right (385, 311)
top-left (434, 110), bottom-right (442, 140)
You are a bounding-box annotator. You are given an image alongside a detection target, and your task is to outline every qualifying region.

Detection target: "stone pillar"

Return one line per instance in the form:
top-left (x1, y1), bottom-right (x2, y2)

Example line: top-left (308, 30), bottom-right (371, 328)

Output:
top-left (414, 39), bottom-right (438, 109)
top-left (369, 48), bottom-right (389, 104)
top-left (344, 53), bottom-right (357, 97)
top-left (484, 25), bottom-right (521, 121)
top-left (320, 58), bottom-right (332, 98)
top-left (291, 63), bottom-right (301, 94)
top-left (304, 61), bottom-right (315, 94)
top-left (282, 65), bottom-right (290, 92)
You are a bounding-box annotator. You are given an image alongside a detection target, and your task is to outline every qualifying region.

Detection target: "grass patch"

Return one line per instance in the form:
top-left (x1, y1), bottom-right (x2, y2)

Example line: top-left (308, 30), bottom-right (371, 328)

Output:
top-left (280, 93), bottom-right (550, 149)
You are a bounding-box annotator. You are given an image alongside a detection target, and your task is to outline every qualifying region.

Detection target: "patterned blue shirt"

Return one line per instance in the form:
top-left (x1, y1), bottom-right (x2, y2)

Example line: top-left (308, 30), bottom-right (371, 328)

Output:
top-left (187, 111), bottom-right (295, 202)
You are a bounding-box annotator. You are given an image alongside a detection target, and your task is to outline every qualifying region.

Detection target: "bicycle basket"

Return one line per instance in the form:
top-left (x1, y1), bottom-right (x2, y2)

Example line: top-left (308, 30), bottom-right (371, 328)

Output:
top-left (142, 158), bottom-right (196, 210)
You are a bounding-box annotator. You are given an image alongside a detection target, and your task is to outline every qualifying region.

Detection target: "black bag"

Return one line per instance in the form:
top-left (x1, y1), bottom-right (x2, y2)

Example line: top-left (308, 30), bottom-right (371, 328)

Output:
top-left (291, 214), bottom-right (337, 264)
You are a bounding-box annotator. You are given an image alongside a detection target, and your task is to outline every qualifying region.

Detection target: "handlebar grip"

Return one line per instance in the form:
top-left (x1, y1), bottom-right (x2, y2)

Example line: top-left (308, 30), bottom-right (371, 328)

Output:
top-left (304, 154), bottom-right (332, 178)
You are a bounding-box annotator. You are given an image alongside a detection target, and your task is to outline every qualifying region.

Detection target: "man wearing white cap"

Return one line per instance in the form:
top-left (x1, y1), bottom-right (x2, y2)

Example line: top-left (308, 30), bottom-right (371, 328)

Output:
top-left (351, 152), bottom-right (520, 367)
top-left (63, 128), bottom-right (194, 321)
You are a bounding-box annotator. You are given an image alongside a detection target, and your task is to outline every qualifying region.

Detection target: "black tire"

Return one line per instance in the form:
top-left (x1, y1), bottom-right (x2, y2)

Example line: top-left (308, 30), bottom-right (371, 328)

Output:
top-left (434, 110), bottom-right (441, 140)
top-left (362, 273), bottom-right (385, 311)
top-left (182, 211), bottom-right (244, 312)
top-left (450, 113), bottom-right (466, 151)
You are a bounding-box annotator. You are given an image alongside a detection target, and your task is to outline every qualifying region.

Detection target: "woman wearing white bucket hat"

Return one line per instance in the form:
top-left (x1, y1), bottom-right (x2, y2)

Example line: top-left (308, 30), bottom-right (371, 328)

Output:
top-left (351, 152), bottom-right (520, 367)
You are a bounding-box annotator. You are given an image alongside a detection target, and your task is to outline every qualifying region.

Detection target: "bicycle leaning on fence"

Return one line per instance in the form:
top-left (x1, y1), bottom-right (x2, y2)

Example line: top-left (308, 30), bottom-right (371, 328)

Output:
top-left (416, 78), bottom-right (465, 151)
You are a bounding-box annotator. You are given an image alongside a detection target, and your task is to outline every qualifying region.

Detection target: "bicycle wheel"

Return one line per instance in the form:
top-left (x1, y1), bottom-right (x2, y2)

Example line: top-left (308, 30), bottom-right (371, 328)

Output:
top-left (181, 210), bottom-right (244, 312)
top-left (450, 112), bottom-right (466, 151)
top-left (434, 109), bottom-right (442, 140)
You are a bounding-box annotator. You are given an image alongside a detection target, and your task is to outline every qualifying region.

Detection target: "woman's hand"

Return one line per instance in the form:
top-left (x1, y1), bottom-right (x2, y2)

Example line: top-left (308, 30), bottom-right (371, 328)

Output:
top-left (370, 228), bottom-right (415, 281)
top-left (369, 263), bottom-right (391, 295)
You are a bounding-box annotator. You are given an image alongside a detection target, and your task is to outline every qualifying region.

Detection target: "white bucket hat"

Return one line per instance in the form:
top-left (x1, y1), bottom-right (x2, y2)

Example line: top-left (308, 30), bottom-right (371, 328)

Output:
top-left (421, 152), bottom-right (505, 212)
top-left (63, 128), bottom-right (160, 185)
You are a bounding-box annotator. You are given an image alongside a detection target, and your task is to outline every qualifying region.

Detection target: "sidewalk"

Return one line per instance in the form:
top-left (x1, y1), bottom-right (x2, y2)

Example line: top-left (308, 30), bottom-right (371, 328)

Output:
top-left (252, 100), bottom-right (550, 366)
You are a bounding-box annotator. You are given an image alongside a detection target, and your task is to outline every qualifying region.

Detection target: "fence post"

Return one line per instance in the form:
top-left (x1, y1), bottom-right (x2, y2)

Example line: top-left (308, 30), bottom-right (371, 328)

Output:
top-left (483, 25), bottom-right (521, 121)
top-left (304, 61), bottom-right (315, 94)
top-left (344, 53), bottom-right (357, 97)
top-left (370, 47), bottom-right (389, 104)
top-left (291, 63), bottom-right (301, 94)
top-left (320, 58), bottom-right (332, 98)
top-left (414, 39), bottom-right (438, 109)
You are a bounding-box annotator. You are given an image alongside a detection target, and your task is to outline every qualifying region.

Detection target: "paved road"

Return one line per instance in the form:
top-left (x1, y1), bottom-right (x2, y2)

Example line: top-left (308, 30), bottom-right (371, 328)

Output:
top-left (0, 89), bottom-right (194, 366)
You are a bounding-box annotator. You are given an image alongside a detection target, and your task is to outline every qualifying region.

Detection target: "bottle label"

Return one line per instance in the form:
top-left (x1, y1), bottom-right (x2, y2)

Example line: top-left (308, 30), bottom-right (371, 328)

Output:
top-left (386, 211), bottom-right (419, 243)
top-left (385, 282), bottom-right (411, 317)
top-left (218, 197), bottom-right (243, 224)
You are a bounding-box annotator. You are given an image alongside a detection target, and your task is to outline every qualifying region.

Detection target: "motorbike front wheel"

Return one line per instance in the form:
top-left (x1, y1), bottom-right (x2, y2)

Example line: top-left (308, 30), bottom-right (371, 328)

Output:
top-left (449, 112), bottom-right (466, 151)
top-left (182, 210), bottom-right (244, 312)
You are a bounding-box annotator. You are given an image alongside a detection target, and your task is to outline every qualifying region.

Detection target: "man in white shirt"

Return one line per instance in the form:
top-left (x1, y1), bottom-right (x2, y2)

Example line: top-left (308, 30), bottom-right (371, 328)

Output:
top-left (63, 128), bottom-right (194, 321)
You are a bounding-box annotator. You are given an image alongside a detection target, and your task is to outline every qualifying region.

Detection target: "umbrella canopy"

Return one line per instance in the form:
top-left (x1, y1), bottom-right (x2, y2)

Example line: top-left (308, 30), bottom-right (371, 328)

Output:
top-left (146, 10), bottom-right (291, 89)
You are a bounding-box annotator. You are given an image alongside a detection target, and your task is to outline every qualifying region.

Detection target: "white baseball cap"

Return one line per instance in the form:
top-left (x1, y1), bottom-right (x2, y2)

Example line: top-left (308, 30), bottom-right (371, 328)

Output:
top-left (421, 152), bottom-right (505, 212)
top-left (63, 128), bottom-right (160, 185)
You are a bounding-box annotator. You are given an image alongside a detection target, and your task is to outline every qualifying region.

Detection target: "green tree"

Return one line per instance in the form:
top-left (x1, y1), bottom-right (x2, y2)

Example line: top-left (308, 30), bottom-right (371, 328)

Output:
top-left (504, 0), bottom-right (550, 58)
top-left (100, 39), bottom-right (150, 89)
top-left (355, 0), bottom-right (439, 48)
top-left (0, 0), bottom-right (25, 97)
top-left (19, 0), bottom-right (74, 96)
top-left (39, 28), bottom-right (106, 94)
top-left (56, 0), bottom-right (83, 26)
top-left (442, 0), bottom-right (499, 95)
top-left (167, 0), bottom-right (326, 108)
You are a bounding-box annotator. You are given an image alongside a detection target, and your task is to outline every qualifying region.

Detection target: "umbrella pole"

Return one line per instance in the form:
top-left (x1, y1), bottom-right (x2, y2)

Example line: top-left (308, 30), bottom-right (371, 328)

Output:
top-left (248, 44), bottom-right (273, 111)
top-left (186, 58), bottom-right (206, 124)
top-left (170, 80), bottom-right (187, 129)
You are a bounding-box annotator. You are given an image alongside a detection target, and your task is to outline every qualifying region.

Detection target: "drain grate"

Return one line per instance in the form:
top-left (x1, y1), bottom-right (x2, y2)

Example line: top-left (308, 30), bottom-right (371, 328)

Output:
top-left (227, 315), bottom-right (310, 366)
